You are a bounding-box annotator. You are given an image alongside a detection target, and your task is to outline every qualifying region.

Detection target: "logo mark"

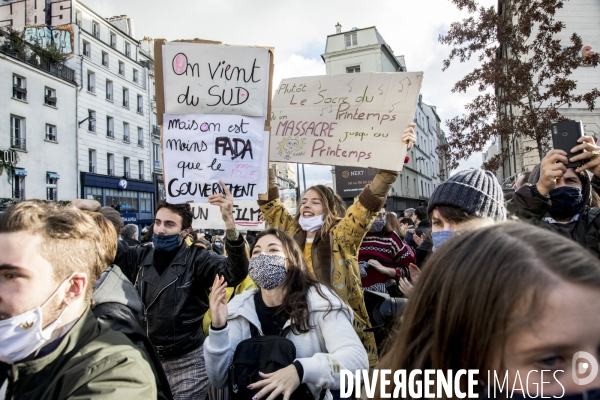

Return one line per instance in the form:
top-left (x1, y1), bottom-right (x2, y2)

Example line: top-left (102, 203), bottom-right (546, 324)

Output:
top-left (20, 321), bottom-right (34, 329)
top-left (572, 351), bottom-right (599, 385)
top-left (342, 170), bottom-right (350, 179)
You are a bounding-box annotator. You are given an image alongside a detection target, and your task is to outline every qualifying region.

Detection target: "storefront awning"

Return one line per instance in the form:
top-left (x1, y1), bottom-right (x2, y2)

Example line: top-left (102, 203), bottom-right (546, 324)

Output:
top-left (14, 169), bottom-right (27, 176)
top-left (48, 172), bottom-right (60, 179)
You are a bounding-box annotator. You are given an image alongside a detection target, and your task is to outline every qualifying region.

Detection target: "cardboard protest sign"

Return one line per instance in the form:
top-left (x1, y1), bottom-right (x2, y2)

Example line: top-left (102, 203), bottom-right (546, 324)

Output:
top-left (163, 114), bottom-right (269, 203)
top-left (191, 201), bottom-right (265, 230)
top-left (269, 72), bottom-right (423, 171)
top-left (162, 42), bottom-right (270, 118)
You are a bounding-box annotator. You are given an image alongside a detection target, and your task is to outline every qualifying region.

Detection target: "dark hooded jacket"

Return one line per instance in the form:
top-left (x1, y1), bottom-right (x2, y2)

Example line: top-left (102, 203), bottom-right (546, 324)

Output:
top-left (92, 265), bottom-right (173, 400)
top-left (507, 164), bottom-right (600, 257)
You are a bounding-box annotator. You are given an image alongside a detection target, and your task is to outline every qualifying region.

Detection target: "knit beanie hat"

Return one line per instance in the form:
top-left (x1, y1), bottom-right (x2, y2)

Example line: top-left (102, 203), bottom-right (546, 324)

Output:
top-left (427, 169), bottom-right (507, 221)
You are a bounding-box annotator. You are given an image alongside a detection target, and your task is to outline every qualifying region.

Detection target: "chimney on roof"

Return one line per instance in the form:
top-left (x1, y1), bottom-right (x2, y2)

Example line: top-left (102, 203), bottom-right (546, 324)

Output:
top-left (335, 22), bottom-right (341, 34)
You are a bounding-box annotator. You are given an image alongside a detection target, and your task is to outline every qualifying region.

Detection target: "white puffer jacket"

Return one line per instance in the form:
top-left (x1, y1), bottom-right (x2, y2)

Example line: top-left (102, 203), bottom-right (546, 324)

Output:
top-left (203, 285), bottom-right (368, 398)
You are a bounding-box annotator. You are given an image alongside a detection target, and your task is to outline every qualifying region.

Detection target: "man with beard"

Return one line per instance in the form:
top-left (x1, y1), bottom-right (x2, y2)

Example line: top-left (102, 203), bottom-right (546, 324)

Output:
top-left (0, 201), bottom-right (157, 399)
top-left (508, 135), bottom-right (600, 257)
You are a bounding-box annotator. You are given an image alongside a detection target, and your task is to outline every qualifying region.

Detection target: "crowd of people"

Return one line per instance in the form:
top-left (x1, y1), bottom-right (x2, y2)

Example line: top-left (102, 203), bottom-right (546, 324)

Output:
top-left (1, 125), bottom-right (599, 400)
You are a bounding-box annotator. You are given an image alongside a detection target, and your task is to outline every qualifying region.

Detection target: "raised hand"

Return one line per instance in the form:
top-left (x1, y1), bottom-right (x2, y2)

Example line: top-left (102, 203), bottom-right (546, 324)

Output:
top-left (209, 275), bottom-right (228, 329)
top-left (536, 150), bottom-right (569, 196)
top-left (571, 135), bottom-right (600, 178)
top-left (208, 180), bottom-right (235, 229)
top-left (402, 123), bottom-right (417, 150)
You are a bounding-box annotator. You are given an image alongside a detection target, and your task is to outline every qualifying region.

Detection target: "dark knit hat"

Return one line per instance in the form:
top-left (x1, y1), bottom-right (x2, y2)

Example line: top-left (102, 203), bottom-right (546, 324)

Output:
top-left (427, 169), bottom-right (507, 221)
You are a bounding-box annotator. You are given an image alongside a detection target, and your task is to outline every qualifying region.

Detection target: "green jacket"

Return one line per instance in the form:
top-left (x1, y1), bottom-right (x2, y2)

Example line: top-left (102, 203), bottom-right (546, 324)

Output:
top-left (0, 308), bottom-right (157, 400)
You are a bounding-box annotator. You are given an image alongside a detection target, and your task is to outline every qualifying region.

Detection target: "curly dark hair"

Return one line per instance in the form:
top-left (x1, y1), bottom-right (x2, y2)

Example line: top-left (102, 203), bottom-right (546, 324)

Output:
top-left (155, 200), bottom-right (193, 229)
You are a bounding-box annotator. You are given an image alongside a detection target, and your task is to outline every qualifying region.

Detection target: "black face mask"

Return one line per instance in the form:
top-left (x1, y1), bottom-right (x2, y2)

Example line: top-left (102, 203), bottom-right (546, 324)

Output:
top-left (548, 186), bottom-right (584, 220)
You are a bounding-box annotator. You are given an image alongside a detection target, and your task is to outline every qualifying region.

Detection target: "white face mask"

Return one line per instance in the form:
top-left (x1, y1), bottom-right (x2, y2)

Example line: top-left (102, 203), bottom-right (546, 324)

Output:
top-left (298, 214), bottom-right (324, 233)
top-left (0, 274), bottom-right (74, 364)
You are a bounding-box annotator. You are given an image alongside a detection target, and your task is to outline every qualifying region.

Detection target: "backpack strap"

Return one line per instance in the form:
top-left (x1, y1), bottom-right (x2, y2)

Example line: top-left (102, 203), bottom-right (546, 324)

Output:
top-left (249, 323), bottom-right (260, 338)
top-left (280, 325), bottom-right (292, 338)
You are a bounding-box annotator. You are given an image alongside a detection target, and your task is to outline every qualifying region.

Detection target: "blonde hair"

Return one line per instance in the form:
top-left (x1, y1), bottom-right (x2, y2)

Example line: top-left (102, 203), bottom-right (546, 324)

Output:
top-left (0, 201), bottom-right (117, 303)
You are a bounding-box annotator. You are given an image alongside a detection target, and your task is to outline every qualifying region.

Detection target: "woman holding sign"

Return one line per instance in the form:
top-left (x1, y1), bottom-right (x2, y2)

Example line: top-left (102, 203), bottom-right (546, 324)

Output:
top-left (258, 123), bottom-right (417, 367)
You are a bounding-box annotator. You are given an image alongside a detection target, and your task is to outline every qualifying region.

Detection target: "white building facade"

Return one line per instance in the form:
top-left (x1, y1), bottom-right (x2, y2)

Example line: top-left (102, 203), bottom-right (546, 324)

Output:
top-left (0, 0), bottom-right (155, 227)
top-left (70, 5), bottom-right (154, 228)
top-left (0, 37), bottom-right (78, 203)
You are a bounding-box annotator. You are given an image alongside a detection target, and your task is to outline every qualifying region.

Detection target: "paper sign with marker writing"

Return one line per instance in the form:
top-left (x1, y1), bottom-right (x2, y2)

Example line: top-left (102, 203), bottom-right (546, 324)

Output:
top-left (163, 42), bottom-right (269, 117)
top-left (163, 114), bottom-right (269, 203)
top-left (269, 72), bottom-right (423, 171)
top-left (191, 201), bottom-right (265, 230)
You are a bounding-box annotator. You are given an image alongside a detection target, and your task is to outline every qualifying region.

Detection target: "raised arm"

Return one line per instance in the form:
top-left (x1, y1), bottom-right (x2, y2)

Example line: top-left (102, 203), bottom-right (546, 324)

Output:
top-left (257, 168), bottom-right (297, 236)
top-left (198, 182), bottom-right (250, 287)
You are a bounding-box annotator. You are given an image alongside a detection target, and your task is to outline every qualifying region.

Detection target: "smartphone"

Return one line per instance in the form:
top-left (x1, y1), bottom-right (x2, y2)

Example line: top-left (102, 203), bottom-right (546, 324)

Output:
top-left (551, 120), bottom-right (584, 169)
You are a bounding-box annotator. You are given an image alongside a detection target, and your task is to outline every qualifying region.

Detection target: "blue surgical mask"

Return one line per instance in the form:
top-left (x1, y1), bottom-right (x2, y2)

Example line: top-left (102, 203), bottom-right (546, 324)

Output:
top-left (431, 230), bottom-right (455, 251)
top-left (152, 231), bottom-right (184, 252)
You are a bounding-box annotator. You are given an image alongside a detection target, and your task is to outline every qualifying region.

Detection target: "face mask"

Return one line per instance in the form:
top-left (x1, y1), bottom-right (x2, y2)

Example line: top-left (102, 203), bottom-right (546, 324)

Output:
top-left (214, 242), bottom-right (222, 247)
top-left (248, 254), bottom-right (287, 290)
top-left (152, 231), bottom-right (184, 252)
top-left (370, 219), bottom-right (386, 232)
top-left (548, 186), bottom-right (583, 220)
top-left (298, 215), bottom-right (324, 233)
top-left (0, 274), bottom-right (74, 364)
top-left (431, 230), bottom-right (455, 250)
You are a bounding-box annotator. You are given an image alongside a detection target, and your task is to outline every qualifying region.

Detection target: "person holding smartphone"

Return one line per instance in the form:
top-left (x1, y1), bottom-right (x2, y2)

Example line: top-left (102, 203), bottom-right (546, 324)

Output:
top-left (508, 132), bottom-right (600, 257)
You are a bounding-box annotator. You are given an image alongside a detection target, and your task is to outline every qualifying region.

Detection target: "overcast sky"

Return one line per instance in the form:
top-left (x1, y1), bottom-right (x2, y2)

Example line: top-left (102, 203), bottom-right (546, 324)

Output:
top-left (85, 0), bottom-right (495, 186)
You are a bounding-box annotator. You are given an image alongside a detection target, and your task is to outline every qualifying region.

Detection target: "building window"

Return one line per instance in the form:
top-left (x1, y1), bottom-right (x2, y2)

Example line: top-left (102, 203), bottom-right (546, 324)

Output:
top-left (10, 115), bottom-right (26, 150)
top-left (44, 87), bottom-right (57, 106)
top-left (83, 41), bottom-right (91, 57)
top-left (106, 116), bottom-right (114, 138)
top-left (124, 157), bottom-right (130, 178)
top-left (88, 110), bottom-right (96, 132)
top-left (106, 188), bottom-right (138, 214)
top-left (46, 124), bottom-right (57, 142)
top-left (106, 80), bottom-right (113, 101)
top-left (123, 122), bottom-right (130, 142)
top-left (122, 88), bottom-right (129, 108)
top-left (75, 9), bottom-right (81, 25)
top-left (137, 127), bottom-right (144, 147)
top-left (140, 192), bottom-right (152, 213)
top-left (12, 75), bottom-right (26, 101)
top-left (46, 172), bottom-right (59, 201)
top-left (110, 32), bottom-right (117, 48)
top-left (12, 169), bottom-right (26, 199)
top-left (107, 153), bottom-right (114, 176)
top-left (87, 71), bottom-right (95, 92)
top-left (138, 160), bottom-right (144, 180)
top-left (92, 21), bottom-right (100, 38)
top-left (101, 51), bottom-right (109, 67)
top-left (345, 32), bottom-right (357, 47)
top-left (89, 149), bottom-right (96, 173)
top-left (137, 95), bottom-right (143, 114)
top-left (346, 66), bottom-right (360, 73)
top-left (118, 61), bottom-right (125, 75)
top-left (153, 143), bottom-right (161, 170)
top-left (133, 69), bottom-right (139, 83)
top-left (125, 42), bottom-right (131, 58)
top-left (86, 186), bottom-right (102, 202)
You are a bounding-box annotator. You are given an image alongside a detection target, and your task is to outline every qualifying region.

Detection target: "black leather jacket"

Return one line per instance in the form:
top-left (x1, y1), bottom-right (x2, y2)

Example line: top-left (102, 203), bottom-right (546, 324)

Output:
top-left (117, 238), bottom-right (248, 358)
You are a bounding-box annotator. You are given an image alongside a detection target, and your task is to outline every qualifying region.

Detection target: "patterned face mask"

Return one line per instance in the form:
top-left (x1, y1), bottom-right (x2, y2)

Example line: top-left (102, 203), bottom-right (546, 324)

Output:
top-left (248, 254), bottom-right (287, 290)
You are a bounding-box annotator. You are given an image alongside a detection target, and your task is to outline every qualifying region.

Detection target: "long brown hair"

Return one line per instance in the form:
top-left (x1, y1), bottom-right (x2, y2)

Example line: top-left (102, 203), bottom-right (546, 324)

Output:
top-left (294, 185), bottom-right (346, 237)
top-left (250, 228), bottom-right (347, 334)
top-left (376, 222), bottom-right (600, 398)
